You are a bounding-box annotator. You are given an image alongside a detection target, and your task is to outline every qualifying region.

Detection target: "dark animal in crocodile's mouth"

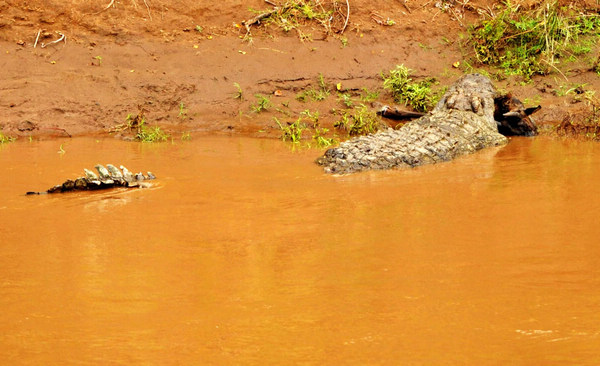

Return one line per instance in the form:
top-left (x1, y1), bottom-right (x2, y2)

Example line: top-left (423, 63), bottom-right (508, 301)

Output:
top-left (494, 93), bottom-right (541, 137)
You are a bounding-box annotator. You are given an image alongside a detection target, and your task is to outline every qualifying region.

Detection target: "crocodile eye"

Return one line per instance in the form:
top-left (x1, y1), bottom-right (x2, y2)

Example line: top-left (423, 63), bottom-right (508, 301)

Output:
top-left (446, 92), bottom-right (458, 109)
top-left (470, 96), bottom-right (482, 115)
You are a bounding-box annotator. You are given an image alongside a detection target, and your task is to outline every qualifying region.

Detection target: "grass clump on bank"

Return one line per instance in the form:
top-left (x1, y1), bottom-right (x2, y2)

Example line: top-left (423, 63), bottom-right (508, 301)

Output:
top-left (111, 112), bottom-right (170, 142)
top-left (136, 123), bottom-right (170, 142)
top-left (274, 107), bottom-right (337, 147)
top-left (274, 117), bottom-right (306, 143)
top-left (468, 1), bottom-right (600, 80)
top-left (0, 131), bottom-right (16, 143)
top-left (243, 0), bottom-right (349, 42)
top-left (251, 94), bottom-right (272, 113)
top-left (381, 65), bottom-right (436, 112)
top-left (556, 91), bottom-right (600, 139)
top-left (334, 104), bottom-right (381, 136)
top-left (297, 74), bottom-right (330, 102)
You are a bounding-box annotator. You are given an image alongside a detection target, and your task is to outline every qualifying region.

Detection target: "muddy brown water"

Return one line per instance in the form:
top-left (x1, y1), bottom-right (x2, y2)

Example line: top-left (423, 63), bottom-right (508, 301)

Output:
top-left (1, 136), bottom-right (600, 365)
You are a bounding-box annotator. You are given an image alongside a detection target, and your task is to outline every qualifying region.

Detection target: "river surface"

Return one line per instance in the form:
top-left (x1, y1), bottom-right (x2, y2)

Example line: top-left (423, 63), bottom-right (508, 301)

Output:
top-left (1, 136), bottom-right (599, 365)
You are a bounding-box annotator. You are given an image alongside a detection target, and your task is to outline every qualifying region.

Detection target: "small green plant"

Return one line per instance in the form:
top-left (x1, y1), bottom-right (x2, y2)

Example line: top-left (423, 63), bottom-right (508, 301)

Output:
top-left (317, 73), bottom-right (327, 90)
top-left (233, 82), bottom-right (243, 100)
top-left (340, 36), bottom-right (349, 47)
top-left (137, 124), bottom-right (170, 142)
top-left (312, 127), bottom-right (336, 147)
top-left (118, 113), bottom-right (171, 142)
top-left (296, 74), bottom-right (331, 102)
top-left (334, 104), bottom-right (381, 136)
top-left (360, 88), bottom-right (379, 103)
top-left (274, 117), bottom-right (306, 143)
top-left (338, 93), bottom-right (354, 107)
top-left (195, 25), bottom-right (204, 33)
top-left (296, 88), bottom-right (329, 102)
top-left (300, 109), bottom-right (320, 125)
top-left (181, 131), bottom-right (192, 141)
top-left (178, 102), bottom-right (188, 120)
top-left (94, 55), bottom-right (103, 65)
top-left (382, 65), bottom-right (435, 112)
top-left (0, 131), bottom-right (15, 143)
top-left (58, 144), bottom-right (66, 154)
top-left (251, 94), bottom-right (272, 113)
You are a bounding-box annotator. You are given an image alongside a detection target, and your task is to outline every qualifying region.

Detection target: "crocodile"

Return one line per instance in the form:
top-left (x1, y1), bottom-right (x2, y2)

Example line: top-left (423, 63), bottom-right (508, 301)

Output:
top-left (316, 73), bottom-right (539, 174)
top-left (26, 164), bottom-right (156, 195)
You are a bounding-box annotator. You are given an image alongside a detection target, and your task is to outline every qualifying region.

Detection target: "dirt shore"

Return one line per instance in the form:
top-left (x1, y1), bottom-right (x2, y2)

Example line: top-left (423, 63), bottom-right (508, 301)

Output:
top-left (1, 0), bottom-right (599, 140)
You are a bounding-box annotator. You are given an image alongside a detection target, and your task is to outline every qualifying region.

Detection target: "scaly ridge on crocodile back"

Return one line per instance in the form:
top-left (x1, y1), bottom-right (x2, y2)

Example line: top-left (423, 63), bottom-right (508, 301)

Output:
top-left (26, 165), bottom-right (156, 195)
top-left (316, 74), bottom-right (510, 174)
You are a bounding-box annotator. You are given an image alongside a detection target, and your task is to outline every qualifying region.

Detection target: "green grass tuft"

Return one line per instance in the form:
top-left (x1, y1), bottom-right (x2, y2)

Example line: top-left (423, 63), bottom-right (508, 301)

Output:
top-left (468, 2), bottom-right (600, 80)
top-left (381, 65), bottom-right (435, 112)
top-left (0, 131), bottom-right (15, 144)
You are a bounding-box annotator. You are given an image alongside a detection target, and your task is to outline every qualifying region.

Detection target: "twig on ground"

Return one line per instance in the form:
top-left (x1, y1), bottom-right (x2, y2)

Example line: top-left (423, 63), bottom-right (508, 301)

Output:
top-left (95, 0), bottom-right (116, 14)
top-left (419, 0), bottom-right (434, 10)
top-left (370, 11), bottom-right (394, 26)
top-left (33, 29), bottom-right (41, 48)
top-left (341, 0), bottom-right (350, 33)
top-left (399, 0), bottom-right (412, 14)
top-left (542, 59), bottom-right (569, 81)
top-left (41, 32), bottom-right (66, 48)
top-left (241, 2), bottom-right (288, 39)
top-left (142, 0), bottom-right (152, 20)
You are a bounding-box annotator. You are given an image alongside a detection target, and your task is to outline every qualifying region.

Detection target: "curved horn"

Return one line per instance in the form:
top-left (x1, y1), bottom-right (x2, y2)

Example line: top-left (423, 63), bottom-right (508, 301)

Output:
top-left (503, 111), bottom-right (521, 118)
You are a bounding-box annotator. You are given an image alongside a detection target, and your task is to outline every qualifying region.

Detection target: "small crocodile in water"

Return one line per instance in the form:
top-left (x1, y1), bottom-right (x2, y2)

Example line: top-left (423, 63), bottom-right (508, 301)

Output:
top-left (26, 164), bottom-right (156, 195)
top-left (316, 73), bottom-right (540, 174)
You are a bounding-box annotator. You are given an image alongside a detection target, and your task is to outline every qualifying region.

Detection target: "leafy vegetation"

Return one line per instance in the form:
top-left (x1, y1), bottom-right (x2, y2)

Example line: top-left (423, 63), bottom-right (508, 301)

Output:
top-left (136, 123), bottom-right (170, 142)
top-left (110, 112), bottom-right (170, 142)
top-left (274, 117), bottom-right (306, 143)
top-left (297, 88), bottom-right (329, 102)
top-left (251, 94), bottom-right (272, 113)
top-left (360, 88), bottom-right (379, 103)
top-left (246, 0), bottom-right (348, 42)
top-left (181, 131), bottom-right (192, 141)
top-left (178, 102), bottom-right (188, 120)
top-left (382, 65), bottom-right (435, 112)
top-left (0, 131), bottom-right (15, 144)
top-left (334, 104), bottom-right (381, 136)
top-left (338, 93), bottom-right (354, 107)
top-left (468, 1), bottom-right (600, 80)
top-left (233, 82), bottom-right (244, 100)
top-left (296, 74), bottom-right (330, 102)
top-left (300, 109), bottom-right (320, 125)
top-left (312, 127), bottom-right (336, 147)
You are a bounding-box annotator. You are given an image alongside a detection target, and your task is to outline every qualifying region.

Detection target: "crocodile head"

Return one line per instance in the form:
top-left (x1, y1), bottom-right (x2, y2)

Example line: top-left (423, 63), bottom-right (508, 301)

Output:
top-left (433, 73), bottom-right (497, 130)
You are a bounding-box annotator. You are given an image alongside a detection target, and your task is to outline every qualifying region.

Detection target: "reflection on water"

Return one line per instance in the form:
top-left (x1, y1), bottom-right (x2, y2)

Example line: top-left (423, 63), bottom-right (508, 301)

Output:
top-left (1, 136), bottom-right (600, 365)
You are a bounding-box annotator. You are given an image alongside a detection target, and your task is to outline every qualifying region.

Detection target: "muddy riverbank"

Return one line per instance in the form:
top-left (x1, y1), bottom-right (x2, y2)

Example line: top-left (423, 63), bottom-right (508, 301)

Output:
top-left (1, 0), bottom-right (600, 141)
